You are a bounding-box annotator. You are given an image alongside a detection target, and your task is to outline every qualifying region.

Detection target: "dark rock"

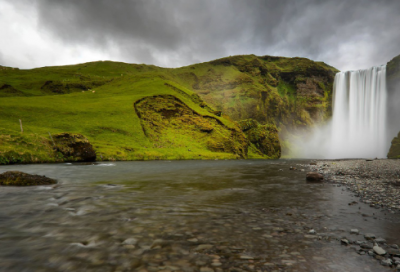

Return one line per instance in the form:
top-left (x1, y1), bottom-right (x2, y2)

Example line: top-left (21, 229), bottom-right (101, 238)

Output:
top-left (375, 238), bottom-right (387, 244)
top-left (306, 172), bottom-right (324, 182)
top-left (364, 233), bottom-right (376, 240)
top-left (360, 244), bottom-right (373, 250)
top-left (0, 171), bottom-right (57, 186)
top-left (53, 133), bottom-right (96, 162)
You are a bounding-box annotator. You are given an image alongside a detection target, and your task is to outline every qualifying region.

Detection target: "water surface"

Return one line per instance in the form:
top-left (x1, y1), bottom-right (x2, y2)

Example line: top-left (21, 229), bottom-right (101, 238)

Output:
top-left (0, 160), bottom-right (398, 271)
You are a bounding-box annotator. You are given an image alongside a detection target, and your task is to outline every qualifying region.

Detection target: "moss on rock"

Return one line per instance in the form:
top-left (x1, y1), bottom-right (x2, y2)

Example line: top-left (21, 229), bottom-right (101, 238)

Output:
top-left (135, 95), bottom-right (248, 158)
top-left (53, 133), bottom-right (96, 162)
top-left (387, 131), bottom-right (400, 159)
top-left (0, 171), bottom-right (57, 186)
top-left (238, 119), bottom-right (281, 159)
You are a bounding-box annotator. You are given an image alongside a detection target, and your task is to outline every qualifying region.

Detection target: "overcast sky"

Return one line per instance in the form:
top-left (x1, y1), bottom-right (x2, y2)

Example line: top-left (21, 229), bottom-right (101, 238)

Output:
top-left (1, 0), bottom-right (399, 71)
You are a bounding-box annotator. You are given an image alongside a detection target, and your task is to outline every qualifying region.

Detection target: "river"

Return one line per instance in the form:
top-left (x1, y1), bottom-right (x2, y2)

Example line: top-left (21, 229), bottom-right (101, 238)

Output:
top-left (0, 160), bottom-right (399, 271)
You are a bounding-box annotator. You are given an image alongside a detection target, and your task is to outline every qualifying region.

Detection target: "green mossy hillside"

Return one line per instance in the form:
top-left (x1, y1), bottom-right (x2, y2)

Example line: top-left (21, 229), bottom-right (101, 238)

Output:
top-left (387, 131), bottom-right (400, 159)
top-left (171, 55), bottom-right (338, 137)
top-left (0, 55), bottom-right (337, 163)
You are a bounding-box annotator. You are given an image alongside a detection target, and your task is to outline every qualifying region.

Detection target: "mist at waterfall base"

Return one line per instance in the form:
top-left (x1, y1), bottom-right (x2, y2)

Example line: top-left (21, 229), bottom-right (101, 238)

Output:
top-left (295, 65), bottom-right (390, 159)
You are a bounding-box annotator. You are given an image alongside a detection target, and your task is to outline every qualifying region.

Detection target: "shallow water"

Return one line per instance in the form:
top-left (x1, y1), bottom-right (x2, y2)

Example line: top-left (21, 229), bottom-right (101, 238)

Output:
top-left (0, 160), bottom-right (399, 271)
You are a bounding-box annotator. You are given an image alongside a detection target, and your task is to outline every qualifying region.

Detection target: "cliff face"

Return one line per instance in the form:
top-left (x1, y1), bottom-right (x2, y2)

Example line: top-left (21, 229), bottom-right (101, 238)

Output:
top-left (387, 54), bottom-right (400, 143)
top-left (172, 55), bottom-right (338, 149)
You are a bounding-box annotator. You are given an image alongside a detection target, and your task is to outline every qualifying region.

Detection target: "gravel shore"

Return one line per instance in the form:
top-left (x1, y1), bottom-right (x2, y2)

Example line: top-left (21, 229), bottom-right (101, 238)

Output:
top-left (310, 159), bottom-right (400, 213)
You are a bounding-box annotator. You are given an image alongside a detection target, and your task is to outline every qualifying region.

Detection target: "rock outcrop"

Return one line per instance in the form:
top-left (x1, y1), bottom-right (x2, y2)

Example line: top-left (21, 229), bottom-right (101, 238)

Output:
top-left (135, 95), bottom-right (248, 158)
top-left (238, 119), bottom-right (281, 159)
top-left (387, 54), bottom-right (400, 144)
top-left (387, 131), bottom-right (400, 159)
top-left (53, 133), bottom-right (96, 162)
top-left (0, 171), bottom-right (57, 186)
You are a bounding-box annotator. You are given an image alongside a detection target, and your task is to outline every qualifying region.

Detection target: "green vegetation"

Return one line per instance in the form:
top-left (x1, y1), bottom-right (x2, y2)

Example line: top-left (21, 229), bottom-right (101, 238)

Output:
top-left (387, 131), bottom-right (400, 159)
top-left (0, 55), bottom-right (338, 163)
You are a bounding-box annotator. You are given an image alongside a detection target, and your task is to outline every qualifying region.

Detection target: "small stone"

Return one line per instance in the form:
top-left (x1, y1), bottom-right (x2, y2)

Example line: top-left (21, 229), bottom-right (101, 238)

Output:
top-left (122, 238), bottom-right (138, 245)
top-left (341, 239), bottom-right (349, 246)
top-left (239, 255), bottom-right (254, 260)
top-left (187, 238), bottom-right (198, 242)
top-left (397, 264), bottom-right (400, 272)
top-left (308, 229), bottom-right (316, 235)
top-left (195, 244), bottom-right (213, 251)
top-left (360, 243), bottom-right (373, 250)
top-left (350, 229), bottom-right (359, 235)
top-left (373, 245), bottom-right (386, 255)
top-left (364, 233), bottom-right (376, 240)
top-left (375, 238), bottom-right (386, 244)
top-left (391, 244), bottom-right (400, 249)
top-left (263, 263), bottom-right (275, 267)
top-left (381, 259), bottom-right (392, 266)
top-left (387, 249), bottom-right (400, 256)
top-left (393, 257), bottom-right (400, 265)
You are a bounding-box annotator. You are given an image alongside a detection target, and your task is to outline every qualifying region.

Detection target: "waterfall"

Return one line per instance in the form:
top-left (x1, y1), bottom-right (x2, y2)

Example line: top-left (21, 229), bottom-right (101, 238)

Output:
top-left (328, 65), bottom-right (388, 158)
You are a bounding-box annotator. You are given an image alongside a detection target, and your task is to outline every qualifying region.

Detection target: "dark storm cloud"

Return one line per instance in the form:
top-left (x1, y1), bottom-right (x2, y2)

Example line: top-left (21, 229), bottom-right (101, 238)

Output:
top-left (18, 0), bottom-right (400, 69)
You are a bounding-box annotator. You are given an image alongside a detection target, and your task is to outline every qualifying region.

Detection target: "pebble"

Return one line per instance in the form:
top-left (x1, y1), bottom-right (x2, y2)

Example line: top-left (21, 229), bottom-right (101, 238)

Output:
top-left (373, 244), bottom-right (386, 255)
top-left (375, 238), bottom-right (386, 244)
top-left (122, 238), bottom-right (137, 245)
top-left (350, 229), bottom-right (359, 235)
top-left (364, 233), bottom-right (376, 240)
top-left (381, 259), bottom-right (392, 266)
top-left (341, 239), bottom-right (349, 246)
top-left (195, 244), bottom-right (213, 251)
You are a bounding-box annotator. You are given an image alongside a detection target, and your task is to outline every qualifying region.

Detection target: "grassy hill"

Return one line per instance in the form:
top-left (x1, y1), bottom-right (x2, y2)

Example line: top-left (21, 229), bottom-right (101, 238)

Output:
top-left (0, 55), bottom-right (338, 164)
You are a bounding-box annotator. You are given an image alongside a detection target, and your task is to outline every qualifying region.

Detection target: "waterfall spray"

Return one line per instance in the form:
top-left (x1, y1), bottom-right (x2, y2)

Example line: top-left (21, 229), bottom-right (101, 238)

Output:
top-left (329, 65), bottom-right (388, 158)
top-left (297, 65), bottom-right (388, 159)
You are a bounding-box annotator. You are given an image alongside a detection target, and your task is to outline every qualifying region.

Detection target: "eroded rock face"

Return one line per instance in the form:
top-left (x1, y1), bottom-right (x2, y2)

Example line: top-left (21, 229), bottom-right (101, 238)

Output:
top-left (0, 171), bottom-right (57, 186)
top-left (238, 119), bottom-right (281, 159)
top-left (134, 95), bottom-right (248, 158)
top-left (387, 131), bottom-right (400, 159)
top-left (53, 133), bottom-right (96, 162)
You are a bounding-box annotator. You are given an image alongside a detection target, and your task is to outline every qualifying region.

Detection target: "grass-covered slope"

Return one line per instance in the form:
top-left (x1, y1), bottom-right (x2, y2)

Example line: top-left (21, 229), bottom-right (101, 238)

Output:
top-left (0, 55), bottom-right (338, 163)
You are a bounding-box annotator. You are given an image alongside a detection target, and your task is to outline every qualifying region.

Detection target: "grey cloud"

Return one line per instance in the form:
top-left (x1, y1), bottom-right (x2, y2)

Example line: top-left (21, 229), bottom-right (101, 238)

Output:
top-left (9, 0), bottom-right (400, 69)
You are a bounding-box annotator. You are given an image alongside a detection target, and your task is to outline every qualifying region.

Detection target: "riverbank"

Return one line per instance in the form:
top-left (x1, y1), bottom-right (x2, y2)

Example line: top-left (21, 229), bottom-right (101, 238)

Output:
top-left (309, 159), bottom-right (400, 213)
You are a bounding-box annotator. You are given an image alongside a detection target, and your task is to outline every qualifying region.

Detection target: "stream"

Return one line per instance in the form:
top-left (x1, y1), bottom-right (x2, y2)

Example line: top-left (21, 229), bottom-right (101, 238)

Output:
top-left (1, 160), bottom-right (399, 272)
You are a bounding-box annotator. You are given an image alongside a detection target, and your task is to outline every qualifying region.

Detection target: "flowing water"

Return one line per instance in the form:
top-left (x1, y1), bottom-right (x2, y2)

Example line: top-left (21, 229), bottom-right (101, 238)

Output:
top-left (330, 65), bottom-right (388, 158)
top-left (0, 160), bottom-right (399, 272)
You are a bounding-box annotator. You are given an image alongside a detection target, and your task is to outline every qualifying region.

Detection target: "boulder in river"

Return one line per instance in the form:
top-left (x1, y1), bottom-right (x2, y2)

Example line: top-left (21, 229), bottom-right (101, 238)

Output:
top-left (0, 171), bottom-right (57, 186)
top-left (306, 172), bottom-right (324, 182)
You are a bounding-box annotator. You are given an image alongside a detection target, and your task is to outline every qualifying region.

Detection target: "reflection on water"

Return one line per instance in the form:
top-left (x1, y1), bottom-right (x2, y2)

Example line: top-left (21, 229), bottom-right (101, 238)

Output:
top-left (0, 160), bottom-right (398, 271)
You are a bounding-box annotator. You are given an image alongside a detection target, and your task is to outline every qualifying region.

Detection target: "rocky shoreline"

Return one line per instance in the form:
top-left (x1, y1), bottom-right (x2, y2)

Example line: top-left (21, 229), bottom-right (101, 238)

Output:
top-left (303, 159), bottom-right (400, 270)
top-left (309, 159), bottom-right (400, 214)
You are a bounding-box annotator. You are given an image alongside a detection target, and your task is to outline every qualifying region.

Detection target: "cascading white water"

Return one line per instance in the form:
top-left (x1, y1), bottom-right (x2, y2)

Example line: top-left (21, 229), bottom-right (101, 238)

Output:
top-left (328, 65), bottom-right (388, 158)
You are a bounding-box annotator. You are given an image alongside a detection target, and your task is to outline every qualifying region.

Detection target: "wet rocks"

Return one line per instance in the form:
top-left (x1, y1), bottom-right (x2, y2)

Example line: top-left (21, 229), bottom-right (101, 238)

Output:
top-left (373, 244), bottom-right (386, 255)
top-left (0, 171), bottom-right (57, 186)
top-left (308, 159), bottom-right (400, 213)
top-left (306, 172), bottom-right (324, 182)
top-left (350, 229), bottom-right (359, 235)
top-left (364, 233), bottom-right (376, 240)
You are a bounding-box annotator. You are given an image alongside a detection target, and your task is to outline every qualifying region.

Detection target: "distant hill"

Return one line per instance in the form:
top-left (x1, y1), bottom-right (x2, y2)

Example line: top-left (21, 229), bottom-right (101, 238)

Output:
top-left (0, 55), bottom-right (338, 164)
